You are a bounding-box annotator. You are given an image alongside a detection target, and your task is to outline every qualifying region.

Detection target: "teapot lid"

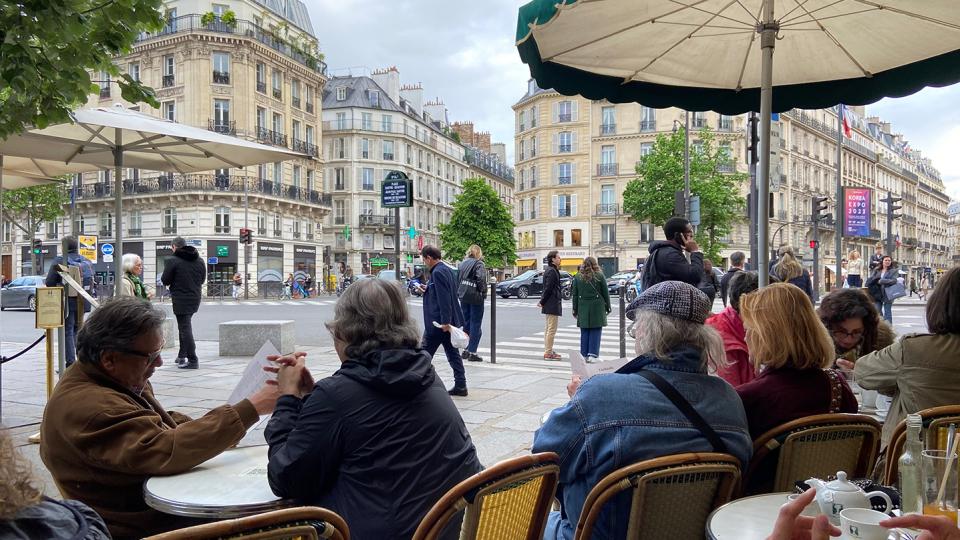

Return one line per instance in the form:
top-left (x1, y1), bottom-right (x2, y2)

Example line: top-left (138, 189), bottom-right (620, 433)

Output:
top-left (823, 471), bottom-right (859, 491)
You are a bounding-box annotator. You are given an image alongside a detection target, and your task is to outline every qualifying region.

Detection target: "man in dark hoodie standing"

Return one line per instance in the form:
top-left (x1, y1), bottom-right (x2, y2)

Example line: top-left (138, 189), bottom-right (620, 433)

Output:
top-left (641, 217), bottom-right (705, 291)
top-left (161, 237), bottom-right (206, 369)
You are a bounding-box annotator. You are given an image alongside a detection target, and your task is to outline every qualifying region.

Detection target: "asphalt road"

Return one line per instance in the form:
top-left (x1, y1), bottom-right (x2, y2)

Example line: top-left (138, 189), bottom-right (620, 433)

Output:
top-left (0, 293), bottom-right (931, 359)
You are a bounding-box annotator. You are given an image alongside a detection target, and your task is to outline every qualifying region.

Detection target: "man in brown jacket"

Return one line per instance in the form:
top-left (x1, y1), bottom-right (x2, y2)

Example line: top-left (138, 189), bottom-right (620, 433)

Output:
top-left (40, 297), bottom-right (279, 539)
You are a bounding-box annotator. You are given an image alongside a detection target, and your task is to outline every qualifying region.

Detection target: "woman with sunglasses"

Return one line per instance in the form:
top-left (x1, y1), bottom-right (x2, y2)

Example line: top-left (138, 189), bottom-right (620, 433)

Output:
top-left (817, 288), bottom-right (896, 369)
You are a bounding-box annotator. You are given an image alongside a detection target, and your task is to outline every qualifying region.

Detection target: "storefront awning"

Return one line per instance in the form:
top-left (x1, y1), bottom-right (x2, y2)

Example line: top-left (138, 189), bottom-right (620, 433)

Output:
top-left (515, 259), bottom-right (536, 267)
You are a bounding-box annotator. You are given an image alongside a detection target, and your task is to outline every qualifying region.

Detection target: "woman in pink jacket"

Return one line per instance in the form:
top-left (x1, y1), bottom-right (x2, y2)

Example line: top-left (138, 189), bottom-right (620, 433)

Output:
top-left (706, 271), bottom-right (759, 386)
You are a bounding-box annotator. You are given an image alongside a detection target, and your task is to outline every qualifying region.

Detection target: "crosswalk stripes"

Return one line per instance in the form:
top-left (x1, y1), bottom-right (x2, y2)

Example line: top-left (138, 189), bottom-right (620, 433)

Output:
top-left (472, 324), bottom-right (633, 371)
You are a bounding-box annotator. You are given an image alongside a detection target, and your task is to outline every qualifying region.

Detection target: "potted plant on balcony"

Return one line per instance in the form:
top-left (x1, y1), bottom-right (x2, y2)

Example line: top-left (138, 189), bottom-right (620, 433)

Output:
top-left (200, 11), bottom-right (217, 27)
top-left (221, 10), bottom-right (237, 28)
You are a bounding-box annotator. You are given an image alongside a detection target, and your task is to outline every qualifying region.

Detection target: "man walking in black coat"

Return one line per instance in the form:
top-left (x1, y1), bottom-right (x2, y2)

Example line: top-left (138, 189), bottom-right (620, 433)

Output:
top-left (161, 237), bottom-right (206, 369)
top-left (720, 251), bottom-right (745, 307)
top-left (420, 245), bottom-right (467, 396)
top-left (538, 251), bottom-right (563, 360)
top-left (641, 217), bottom-right (705, 291)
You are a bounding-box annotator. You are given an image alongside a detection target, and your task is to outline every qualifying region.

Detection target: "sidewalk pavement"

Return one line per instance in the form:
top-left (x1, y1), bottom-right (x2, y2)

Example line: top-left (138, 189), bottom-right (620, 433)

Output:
top-left (1, 338), bottom-right (571, 499)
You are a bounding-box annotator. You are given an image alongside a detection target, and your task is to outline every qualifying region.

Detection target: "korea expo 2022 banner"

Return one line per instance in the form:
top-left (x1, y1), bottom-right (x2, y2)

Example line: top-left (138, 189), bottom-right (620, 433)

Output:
top-left (843, 187), bottom-right (872, 237)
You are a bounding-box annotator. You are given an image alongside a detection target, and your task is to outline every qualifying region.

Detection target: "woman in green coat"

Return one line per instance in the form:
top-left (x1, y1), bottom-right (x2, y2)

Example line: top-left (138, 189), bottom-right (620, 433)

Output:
top-left (572, 257), bottom-right (611, 362)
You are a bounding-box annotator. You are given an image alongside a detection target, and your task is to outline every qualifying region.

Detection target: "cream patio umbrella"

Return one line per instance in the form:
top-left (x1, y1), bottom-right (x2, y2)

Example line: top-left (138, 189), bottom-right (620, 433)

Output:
top-left (517, 0), bottom-right (960, 285)
top-left (0, 104), bottom-right (309, 295)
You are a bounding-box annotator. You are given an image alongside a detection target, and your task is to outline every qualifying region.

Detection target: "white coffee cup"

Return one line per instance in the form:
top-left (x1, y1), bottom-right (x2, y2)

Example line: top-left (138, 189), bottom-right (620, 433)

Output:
top-left (786, 493), bottom-right (820, 517)
top-left (839, 508), bottom-right (889, 540)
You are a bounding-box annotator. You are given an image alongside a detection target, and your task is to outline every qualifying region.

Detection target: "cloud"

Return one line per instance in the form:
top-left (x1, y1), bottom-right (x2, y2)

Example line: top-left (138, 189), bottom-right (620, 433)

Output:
top-left (306, 0), bottom-right (530, 164)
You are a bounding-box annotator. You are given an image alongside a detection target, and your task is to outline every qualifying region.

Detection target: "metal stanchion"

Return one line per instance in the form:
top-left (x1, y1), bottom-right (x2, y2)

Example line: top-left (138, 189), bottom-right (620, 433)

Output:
top-left (489, 281), bottom-right (496, 364)
top-left (619, 284), bottom-right (627, 359)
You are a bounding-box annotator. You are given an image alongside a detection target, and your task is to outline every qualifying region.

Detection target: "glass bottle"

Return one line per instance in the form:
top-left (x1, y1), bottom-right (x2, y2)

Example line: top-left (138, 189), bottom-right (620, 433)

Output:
top-left (898, 413), bottom-right (924, 513)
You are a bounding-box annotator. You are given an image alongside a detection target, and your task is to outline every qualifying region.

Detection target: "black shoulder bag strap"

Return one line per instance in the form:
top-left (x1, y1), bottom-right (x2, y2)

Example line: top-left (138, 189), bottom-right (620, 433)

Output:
top-left (636, 369), bottom-right (729, 453)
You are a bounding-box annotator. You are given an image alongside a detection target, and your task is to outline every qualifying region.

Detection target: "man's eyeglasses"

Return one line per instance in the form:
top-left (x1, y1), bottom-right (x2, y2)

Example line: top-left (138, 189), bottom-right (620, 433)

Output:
top-left (832, 329), bottom-right (864, 340)
top-left (113, 347), bottom-right (163, 363)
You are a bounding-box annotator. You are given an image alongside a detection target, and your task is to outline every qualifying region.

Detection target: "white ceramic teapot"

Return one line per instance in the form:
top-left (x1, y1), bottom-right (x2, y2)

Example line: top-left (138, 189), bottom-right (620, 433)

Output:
top-left (805, 471), bottom-right (892, 524)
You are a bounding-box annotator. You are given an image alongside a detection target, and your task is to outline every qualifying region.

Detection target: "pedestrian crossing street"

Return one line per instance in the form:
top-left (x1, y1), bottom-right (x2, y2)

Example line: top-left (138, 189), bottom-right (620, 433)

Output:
top-left (201, 297), bottom-right (572, 309)
top-left (469, 320), bottom-right (634, 373)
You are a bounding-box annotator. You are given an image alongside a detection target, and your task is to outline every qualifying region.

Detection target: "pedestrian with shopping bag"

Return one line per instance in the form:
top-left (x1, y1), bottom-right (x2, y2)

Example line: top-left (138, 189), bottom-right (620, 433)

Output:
top-left (457, 244), bottom-right (487, 362)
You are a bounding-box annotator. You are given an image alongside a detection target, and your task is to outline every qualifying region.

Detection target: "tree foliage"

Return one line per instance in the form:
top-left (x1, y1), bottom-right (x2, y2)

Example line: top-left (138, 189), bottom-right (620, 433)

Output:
top-left (439, 178), bottom-right (516, 267)
top-left (0, 0), bottom-right (165, 139)
top-left (622, 128), bottom-right (747, 261)
top-left (0, 183), bottom-right (69, 271)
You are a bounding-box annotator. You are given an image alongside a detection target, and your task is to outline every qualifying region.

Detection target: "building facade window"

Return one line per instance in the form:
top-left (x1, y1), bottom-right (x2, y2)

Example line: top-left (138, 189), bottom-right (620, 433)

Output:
top-left (336, 86), bottom-right (346, 101)
top-left (640, 223), bottom-right (656, 243)
top-left (215, 207), bottom-right (230, 233)
top-left (557, 101), bottom-right (572, 122)
top-left (571, 229), bottom-right (582, 246)
top-left (129, 210), bottom-right (142, 234)
top-left (383, 140), bottom-right (394, 161)
top-left (213, 99), bottom-right (230, 131)
top-left (272, 69), bottom-right (283, 99)
top-left (162, 208), bottom-right (177, 233)
top-left (601, 224), bottom-right (616, 244)
top-left (382, 115), bottom-right (392, 132)
top-left (601, 106), bottom-right (615, 134)
top-left (362, 168), bottom-right (374, 191)
top-left (361, 112), bottom-right (372, 130)
top-left (163, 55), bottom-right (175, 87)
top-left (291, 79), bottom-right (301, 107)
top-left (334, 167), bottom-right (345, 190)
top-left (558, 162), bottom-right (572, 185)
top-left (361, 138), bottom-right (370, 159)
top-left (128, 62), bottom-right (140, 82)
top-left (212, 52), bottom-right (230, 84)
top-left (162, 101), bottom-right (175, 121)
top-left (99, 212), bottom-right (113, 234)
top-left (255, 63), bottom-right (266, 93)
top-left (558, 132), bottom-right (573, 153)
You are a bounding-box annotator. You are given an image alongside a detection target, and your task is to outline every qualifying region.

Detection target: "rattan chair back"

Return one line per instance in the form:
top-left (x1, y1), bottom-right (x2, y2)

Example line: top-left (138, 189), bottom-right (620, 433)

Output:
top-left (746, 413), bottom-right (881, 494)
top-left (882, 405), bottom-right (960, 485)
top-left (142, 506), bottom-right (349, 540)
top-left (573, 452), bottom-right (740, 540)
top-left (412, 452), bottom-right (560, 540)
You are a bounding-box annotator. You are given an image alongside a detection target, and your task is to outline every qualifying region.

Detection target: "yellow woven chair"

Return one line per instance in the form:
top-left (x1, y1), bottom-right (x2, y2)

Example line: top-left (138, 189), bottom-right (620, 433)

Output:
top-left (745, 413), bottom-right (881, 495)
top-left (882, 405), bottom-right (960, 485)
top-left (142, 506), bottom-right (349, 540)
top-left (573, 452), bottom-right (740, 540)
top-left (413, 452), bottom-right (560, 540)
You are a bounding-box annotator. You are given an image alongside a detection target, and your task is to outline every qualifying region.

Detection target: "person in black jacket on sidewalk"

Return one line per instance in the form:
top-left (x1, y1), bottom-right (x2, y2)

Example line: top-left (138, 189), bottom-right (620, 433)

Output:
top-left (538, 251), bottom-right (563, 360)
top-left (640, 217), bottom-right (705, 291)
top-left (161, 237), bottom-right (206, 369)
top-left (720, 251), bottom-right (745, 307)
top-left (264, 278), bottom-right (481, 540)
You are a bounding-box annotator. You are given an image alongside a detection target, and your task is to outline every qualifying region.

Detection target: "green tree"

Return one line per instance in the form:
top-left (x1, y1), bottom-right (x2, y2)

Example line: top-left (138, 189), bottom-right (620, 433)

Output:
top-left (0, 183), bottom-right (69, 273)
top-left (439, 178), bottom-right (516, 267)
top-left (0, 0), bottom-right (165, 139)
top-left (622, 128), bottom-right (747, 261)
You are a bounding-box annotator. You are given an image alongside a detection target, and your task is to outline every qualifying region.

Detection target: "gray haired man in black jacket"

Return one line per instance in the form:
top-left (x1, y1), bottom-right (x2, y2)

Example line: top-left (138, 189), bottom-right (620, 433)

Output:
top-left (161, 237), bottom-right (206, 369)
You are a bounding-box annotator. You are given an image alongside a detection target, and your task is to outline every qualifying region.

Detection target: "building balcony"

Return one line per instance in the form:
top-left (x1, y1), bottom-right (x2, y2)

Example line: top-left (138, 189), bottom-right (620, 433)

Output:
top-left (99, 87), bottom-right (111, 99)
top-left (162, 74), bottom-right (175, 88)
top-left (98, 229), bottom-right (113, 238)
top-left (557, 176), bottom-right (572, 185)
top-left (162, 226), bottom-right (178, 235)
top-left (595, 203), bottom-right (619, 216)
top-left (359, 214), bottom-right (397, 228)
top-left (334, 216), bottom-right (345, 225)
top-left (137, 14), bottom-right (328, 76)
top-left (128, 228), bottom-right (142, 237)
top-left (558, 144), bottom-right (572, 153)
top-left (208, 119), bottom-right (236, 135)
top-left (272, 88), bottom-right (282, 100)
top-left (215, 226), bottom-right (231, 234)
top-left (558, 113), bottom-right (572, 122)
top-left (292, 231), bottom-right (301, 239)
top-left (306, 233), bottom-right (314, 240)
top-left (305, 102), bottom-right (314, 114)
top-left (292, 97), bottom-right (301, 108)
top-left (597, 163), bottom-right (618, 176)
top-left (600, 123), bottom-right (616, 135)
top-left (45, 232), bottom-right (59, 240)
top-left (292, 138), bottom-right (319, 157)
top-left (256, 81), bottom-right (266, 93)
top-left (640, 120), bottom-right (656, 132)
top-left (718, 119), bottom-right (733, 131)
top-left (273, 229), bottom-right (282, 238)
top-left (257, 127), bottom-right (287, 147)
top-left (212, 71), bottom-right (230, 84)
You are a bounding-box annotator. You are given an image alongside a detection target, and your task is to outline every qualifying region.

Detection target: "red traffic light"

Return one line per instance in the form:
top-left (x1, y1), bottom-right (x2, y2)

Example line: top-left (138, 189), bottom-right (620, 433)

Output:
top-left (809, 240), bottom-right (818, 249)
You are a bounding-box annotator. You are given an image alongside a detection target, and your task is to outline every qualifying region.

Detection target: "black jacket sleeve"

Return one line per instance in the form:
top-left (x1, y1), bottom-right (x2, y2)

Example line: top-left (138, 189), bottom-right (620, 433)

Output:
top-left (44, 257), bottom-right (63, 287)
top-left (160, 258), bottom-right (174, 287)
top-left (265, 391), bottom-right (341, 501)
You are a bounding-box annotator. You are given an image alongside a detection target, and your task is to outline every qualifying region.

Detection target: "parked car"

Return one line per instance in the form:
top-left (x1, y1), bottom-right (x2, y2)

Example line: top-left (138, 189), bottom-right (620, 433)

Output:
top-left (375, 270), bottom-right (408, 285)
top-left (0, 275), bottom-right (45, 311)
top-left (606, 271), bottom-right (638, 295)
top-left (496, 269), bottom-right (573, 300)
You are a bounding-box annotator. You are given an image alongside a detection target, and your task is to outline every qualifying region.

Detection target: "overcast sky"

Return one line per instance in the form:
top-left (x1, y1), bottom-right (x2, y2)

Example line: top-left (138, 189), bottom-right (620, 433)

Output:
top-left (306, 0), bottom-right (960, 200)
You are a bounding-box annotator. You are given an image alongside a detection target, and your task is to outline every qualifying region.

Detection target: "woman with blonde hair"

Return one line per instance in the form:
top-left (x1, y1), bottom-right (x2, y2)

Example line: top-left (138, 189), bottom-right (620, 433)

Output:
top-left (846, 249), bottom-right (864, 288)
top-left (572, 256), bottom-right (610, 361)
top-left (736, 283), bottom-right (857, 439)
top-left (0, 429), bottom-right (110, 538)
top-left (772, 245), bottom-right (813, 300)
top-left (457, 244), bottom-right (487, 362)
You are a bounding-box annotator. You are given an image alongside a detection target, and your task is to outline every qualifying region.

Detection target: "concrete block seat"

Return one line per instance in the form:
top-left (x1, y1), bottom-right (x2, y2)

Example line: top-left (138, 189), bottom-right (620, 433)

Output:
top-left (162, 318), bottom-right (179, 350)
top-left (219, 320), bottom-right (295, 356)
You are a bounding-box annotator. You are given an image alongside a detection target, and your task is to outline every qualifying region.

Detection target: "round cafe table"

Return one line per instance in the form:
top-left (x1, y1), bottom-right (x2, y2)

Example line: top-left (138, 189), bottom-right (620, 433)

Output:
top-left (707, 492), bottom-right (806, 540)
top-left (144, 445), bottom-right (290, 518)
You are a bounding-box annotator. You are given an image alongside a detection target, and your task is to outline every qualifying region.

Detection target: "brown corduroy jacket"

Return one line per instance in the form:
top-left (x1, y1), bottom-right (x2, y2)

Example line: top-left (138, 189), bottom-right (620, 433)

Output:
top-left (40, 361), bottom-right (259, 539)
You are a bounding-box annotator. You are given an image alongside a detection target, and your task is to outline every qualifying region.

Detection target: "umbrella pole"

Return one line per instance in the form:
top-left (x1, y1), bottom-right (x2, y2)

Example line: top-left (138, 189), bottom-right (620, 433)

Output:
top-left (757, 3), bottom-right (778, 287)
top-left (1, 154), bottom-right (4, 424)
top-left (114, 128), bottom-right (123, 297)
top-left (834, 108), bottom-right (844, 289)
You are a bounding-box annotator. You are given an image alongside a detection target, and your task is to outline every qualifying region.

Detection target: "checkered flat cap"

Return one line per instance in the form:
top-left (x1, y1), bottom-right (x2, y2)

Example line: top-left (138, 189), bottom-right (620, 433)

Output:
top-left (626, 281), bottom-right (712, 324)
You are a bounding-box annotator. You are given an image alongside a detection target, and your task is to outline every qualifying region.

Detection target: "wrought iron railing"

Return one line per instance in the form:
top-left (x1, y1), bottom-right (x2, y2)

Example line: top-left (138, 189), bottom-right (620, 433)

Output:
top-left (595, 203), bottom-right (619, 216)
top-left (73, 175), bottom-right (331, 207)
top-left (208, 119), bottom-right (236, 135)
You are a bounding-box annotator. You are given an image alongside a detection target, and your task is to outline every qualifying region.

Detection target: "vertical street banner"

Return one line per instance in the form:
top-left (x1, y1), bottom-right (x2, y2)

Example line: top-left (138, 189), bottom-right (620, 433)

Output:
top-left (78, 235), bottom-right (98, 262)
top-left (843, 187), bottom-right (871, 237)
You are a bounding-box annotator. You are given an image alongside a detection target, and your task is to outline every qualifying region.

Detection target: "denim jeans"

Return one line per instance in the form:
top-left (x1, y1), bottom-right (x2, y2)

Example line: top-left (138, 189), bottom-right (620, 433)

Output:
top-left (461, 303), bottom-right (484, 353)
top-left (876, 301), bottom-right (893, 323)
top-left (847, 275), bottom-right (862, 288)
top-left (580, 327), bottom-right (602, 359)
top-left (423, 327), bottom-right (465, 387)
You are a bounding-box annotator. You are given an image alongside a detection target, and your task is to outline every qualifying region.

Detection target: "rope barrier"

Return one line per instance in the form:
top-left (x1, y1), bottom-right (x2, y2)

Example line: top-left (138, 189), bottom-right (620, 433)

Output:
top-left (0, 334), bottom-right (47, 364)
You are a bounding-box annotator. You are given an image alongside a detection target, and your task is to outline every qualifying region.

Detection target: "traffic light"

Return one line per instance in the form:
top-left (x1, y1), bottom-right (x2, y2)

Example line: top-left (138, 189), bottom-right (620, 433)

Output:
top-left (811, 196), bottom-right (830, 222)
top-left (809, 240), bottom-right (818, 249)
top-left (886, 195), bottom-right (903, 218)
top-left (746, 113), bottom-right (759, 165)
top-left (32, 239), bottom-right (42, 254)
top-left (239, 227), bottom-right (253, 244)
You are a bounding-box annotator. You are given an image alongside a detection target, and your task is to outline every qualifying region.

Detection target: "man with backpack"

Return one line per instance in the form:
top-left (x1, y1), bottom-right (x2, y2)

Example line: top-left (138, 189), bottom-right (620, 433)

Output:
top-left (457, 245), bottom-right (487, 363)
top-left (45, 236), bottom-right (94, 368)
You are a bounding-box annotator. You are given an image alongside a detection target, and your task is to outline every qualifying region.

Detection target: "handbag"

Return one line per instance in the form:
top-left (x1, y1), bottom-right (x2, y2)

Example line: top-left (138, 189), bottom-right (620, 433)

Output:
top-left (884, 281), bottom-right (906, 301)
top-left (636, 369), bottom-right (728, 453)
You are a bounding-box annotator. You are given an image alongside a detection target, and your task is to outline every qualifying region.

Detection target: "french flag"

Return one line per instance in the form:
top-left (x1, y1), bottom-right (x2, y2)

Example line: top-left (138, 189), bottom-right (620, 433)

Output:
top-left (840, 104), bottom-right (852, 138)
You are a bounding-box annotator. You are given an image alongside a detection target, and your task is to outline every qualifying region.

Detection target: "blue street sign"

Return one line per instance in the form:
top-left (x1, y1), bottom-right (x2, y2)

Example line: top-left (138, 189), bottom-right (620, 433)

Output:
top-left (101, 243), bottom-right (114, 255)
top-left (208, 257), bottom-right (219, 265)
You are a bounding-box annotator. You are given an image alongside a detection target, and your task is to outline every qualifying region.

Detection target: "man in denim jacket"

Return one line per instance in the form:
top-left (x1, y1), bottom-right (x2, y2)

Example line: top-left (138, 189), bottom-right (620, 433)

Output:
top-left (533, 281), bottom-right (752, 540)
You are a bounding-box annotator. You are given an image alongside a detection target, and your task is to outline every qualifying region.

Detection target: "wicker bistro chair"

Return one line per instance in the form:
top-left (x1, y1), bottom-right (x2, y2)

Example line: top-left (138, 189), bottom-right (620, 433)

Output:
top-left (573, 452), bottom-right (740, 540)
top-left (882, 405), bottom-right (960, 485)
top-left (413, 452), bottom-right (560, 540)
top-left (142, 506), bottom-right (349, 540)
top-left (744, 413), bottom-right (882, 495)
